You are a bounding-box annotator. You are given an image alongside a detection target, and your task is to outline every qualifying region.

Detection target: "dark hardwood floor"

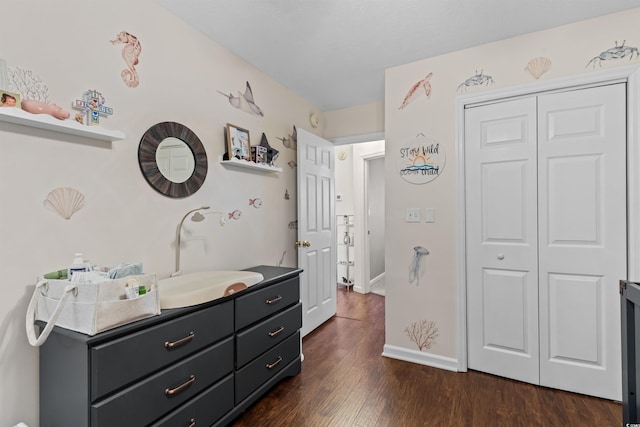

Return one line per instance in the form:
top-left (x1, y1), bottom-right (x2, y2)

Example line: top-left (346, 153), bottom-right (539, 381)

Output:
top-left (231, 288), bottom-right (622, 426)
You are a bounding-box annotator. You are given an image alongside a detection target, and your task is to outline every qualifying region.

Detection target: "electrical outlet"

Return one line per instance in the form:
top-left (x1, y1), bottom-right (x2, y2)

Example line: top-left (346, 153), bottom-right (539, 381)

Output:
top-left (406, 208), bottom-right (421, 222)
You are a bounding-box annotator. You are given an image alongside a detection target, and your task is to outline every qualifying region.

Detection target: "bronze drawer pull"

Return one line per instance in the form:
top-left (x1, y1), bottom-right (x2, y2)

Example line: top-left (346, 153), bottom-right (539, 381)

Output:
top-left (188, 419), bottom-right (196, 427)
top-left (268, 326), bottom-right (285, 337)
top-left (165, 375), bottom-right (196, 396)
top-left (266, 295), bottom-right (282, 305)
top-left (266, 356), bottom-right (283, 369)
top-left (164, 332), bottom-right (195, 349)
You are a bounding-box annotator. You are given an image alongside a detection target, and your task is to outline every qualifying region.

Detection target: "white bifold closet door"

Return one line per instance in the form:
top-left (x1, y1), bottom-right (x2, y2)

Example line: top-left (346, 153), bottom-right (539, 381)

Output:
top-left (465, 83), bottom-right (626, 400)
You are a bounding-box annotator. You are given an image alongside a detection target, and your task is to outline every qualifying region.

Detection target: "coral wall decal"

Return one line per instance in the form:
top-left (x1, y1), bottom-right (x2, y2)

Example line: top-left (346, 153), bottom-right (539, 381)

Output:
top-left (405, 319), bottom-right (439, 351)
top-left (457, 70), bottom-right (494, 92)
top-left (586, 40), bottom-right (639, 68)
top-left (110, 31), bottom-right (142, 88)
top-left (524, 57), bottom-right (552, 79)
top-left (399, 72), bottom-right (433, 109)
top-left (7, 66), bottom-right (50, 102)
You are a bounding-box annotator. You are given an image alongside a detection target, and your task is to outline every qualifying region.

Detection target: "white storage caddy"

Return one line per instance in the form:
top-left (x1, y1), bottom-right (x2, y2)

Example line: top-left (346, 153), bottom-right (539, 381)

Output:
top-left (26, 274), bottom-right (160, 346)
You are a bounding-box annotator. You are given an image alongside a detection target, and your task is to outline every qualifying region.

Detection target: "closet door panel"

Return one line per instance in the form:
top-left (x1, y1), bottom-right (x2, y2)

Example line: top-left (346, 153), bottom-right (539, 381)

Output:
top-left (465, 97), bottom-right (539, 384)
top-left (538, 83), bottom-right (626, 400)
top-left (547, 154), bottom-right (601, 245)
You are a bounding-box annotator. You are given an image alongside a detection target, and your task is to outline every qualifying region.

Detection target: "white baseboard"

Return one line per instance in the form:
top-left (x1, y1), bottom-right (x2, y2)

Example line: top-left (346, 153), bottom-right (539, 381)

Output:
top-left (370, 272), bottom-right (385, 287)
top-left (382, 344), bottom-right (458, 372)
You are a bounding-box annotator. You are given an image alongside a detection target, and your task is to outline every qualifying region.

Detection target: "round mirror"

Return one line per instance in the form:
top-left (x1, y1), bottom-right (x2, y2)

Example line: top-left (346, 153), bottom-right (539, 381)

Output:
top-left (138, 122), bottom-right (207, 198)
top-left (156, 137), bottom-right (195, 183)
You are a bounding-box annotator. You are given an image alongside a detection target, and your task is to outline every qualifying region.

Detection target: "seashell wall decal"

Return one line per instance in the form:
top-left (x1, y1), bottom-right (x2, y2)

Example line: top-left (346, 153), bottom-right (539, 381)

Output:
top-left (524, 57), bottom-right (552, 79)
top-left (44, 187), bottom-right (85, 220)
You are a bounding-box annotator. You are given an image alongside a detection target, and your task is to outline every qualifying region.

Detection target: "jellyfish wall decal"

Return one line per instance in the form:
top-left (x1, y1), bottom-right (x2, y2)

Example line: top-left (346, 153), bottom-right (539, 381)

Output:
top-left (409, 246), bottom-right (429, 286)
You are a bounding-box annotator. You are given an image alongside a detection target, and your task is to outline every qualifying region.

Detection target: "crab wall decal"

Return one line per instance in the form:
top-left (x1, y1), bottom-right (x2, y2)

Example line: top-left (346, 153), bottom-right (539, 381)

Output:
top-left (586, 40), bottom-right (640, 68)
top-left (457, 70), bottom-right (494, 92)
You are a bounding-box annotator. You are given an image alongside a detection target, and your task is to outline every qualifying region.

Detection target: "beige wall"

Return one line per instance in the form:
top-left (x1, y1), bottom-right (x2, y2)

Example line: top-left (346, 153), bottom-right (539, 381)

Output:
top-left (0, 1), bottom-right (323, 424)
top-left (3, 2), bottom-right (640, 424)
top-left (384, 8), bottom-right (640, 363)
top-left (324, 101), bottom-right (384, 140)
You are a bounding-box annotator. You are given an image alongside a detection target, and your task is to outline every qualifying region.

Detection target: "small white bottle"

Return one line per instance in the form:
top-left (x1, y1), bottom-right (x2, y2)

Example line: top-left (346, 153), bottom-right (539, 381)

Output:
top-left (68, 253), bottom-right (91, 280)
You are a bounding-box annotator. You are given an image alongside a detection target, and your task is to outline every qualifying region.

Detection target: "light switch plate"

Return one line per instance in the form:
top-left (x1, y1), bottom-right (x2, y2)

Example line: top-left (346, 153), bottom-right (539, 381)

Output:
top-left (425, 207), bottom-right (435, 223)
top-left (406, 208), bottom-right (421, 222)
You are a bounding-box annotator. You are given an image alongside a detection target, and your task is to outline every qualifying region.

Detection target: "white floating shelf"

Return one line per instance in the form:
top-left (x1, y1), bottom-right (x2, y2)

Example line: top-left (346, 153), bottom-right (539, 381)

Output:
top-left (219, 156), bottom-right (282, 173)
top-left (0, 107), bottom-right (125, 142)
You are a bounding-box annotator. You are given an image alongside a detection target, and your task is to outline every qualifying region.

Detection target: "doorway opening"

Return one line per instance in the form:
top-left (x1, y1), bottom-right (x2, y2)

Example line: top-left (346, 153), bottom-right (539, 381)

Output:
top-left (333, 138), bottom-right (385, 298)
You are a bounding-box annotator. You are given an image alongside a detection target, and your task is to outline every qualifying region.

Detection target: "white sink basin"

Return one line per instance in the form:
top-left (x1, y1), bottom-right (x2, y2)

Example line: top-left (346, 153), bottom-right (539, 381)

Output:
top-left (158, 270), bottom-right (264, 309)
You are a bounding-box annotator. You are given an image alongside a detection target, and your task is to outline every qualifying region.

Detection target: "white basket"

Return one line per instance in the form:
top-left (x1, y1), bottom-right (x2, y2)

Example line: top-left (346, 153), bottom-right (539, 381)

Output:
top-left (26, 274), bottom-right (160, 346)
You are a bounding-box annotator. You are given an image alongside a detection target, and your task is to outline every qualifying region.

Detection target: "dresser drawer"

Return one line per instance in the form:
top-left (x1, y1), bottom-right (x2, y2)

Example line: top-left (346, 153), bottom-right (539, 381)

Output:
top-left (235, 331), bottom-right (300, 404)
top-left (92, 337), bottom-right (233, 427)
top-left (151, 374), bottom-right (234, 427)
top-left (235, 277), bottom-right (299, 330)
top-left (236, 302), bottom-right (302, 368)
top-left (91, 300), bottom-right (233, 401)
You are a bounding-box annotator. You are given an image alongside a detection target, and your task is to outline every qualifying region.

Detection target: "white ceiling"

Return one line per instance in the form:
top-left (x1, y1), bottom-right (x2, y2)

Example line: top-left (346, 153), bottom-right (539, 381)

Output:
top-left (155, 0), bottom-right (640, 111)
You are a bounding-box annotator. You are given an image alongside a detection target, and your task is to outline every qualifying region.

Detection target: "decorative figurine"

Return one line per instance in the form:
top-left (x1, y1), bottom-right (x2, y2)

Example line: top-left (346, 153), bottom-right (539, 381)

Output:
top-left (258, 133), bottom-right (279, 166)
top-left (21, 99), bottom-right (70, 120)
top-left (73, 89), bottom-right (113, 126)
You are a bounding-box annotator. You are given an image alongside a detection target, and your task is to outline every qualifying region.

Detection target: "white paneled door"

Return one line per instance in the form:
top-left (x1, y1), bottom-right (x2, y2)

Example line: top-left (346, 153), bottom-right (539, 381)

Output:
top-left (465, 96), bottom-right (540, 385)
top-left (465, 83), bottom-right (626, 400)
top-left (297, 129), bottom-right (336, 337)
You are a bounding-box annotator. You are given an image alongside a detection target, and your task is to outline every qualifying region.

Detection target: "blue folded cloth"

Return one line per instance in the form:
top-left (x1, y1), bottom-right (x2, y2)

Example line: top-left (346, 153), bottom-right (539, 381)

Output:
top-left (108, 262), bottom-right (143, 279)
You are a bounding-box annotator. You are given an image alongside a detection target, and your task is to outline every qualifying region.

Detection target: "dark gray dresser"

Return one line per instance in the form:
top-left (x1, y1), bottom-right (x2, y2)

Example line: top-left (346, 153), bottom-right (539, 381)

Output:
top-left (38, 265), bottom-right (303, 427)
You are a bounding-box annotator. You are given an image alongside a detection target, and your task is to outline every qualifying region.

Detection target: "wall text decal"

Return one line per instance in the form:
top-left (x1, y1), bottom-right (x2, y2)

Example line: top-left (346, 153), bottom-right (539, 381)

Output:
top-left (396, 134), bottom-right (445, 184)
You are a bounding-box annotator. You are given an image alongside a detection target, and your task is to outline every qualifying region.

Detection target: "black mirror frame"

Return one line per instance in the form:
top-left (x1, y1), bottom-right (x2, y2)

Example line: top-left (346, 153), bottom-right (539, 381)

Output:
top-left (138, 122), bottom-right (208, 198)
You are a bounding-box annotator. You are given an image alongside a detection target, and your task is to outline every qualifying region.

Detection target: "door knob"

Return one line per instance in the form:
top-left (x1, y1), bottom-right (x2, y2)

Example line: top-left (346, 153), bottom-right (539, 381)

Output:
top-left (295, 240), bottom-right (311, 248)
top-left (497, 253), bottom-right (505, 260)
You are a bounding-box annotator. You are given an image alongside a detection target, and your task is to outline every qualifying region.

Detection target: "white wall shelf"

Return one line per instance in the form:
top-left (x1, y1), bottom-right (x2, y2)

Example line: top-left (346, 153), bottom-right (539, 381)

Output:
top-left (0, 107), bottom-right (125, 141)
top-left (219, 156), bottom-right (283, 173)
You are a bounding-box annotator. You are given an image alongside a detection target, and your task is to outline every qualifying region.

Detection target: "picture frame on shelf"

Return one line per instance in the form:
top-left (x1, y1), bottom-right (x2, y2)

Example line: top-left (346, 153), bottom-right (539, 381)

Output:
top-left (0, 89), bottom-right (20, 108)
top-left (225, 123), bottom-right (252, 161)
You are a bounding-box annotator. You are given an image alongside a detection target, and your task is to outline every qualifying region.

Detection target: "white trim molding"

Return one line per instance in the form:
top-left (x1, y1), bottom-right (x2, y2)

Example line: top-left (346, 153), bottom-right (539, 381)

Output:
top-left (455, 64), bottom-right (640, 373)
top-left (330, 132), bottom-right (384, 146)
top-left (382, 345), bottom-right (458, 372)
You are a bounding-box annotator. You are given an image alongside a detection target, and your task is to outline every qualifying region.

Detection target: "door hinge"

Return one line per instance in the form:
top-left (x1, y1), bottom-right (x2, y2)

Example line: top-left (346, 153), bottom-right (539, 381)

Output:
top-left (620, 279), bottom-right (627, 295)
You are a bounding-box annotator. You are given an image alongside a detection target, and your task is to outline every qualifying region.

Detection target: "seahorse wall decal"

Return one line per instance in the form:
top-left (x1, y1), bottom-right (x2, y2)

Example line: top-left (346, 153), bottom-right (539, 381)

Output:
top-left (110, 31), bottom-right (142, 88)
